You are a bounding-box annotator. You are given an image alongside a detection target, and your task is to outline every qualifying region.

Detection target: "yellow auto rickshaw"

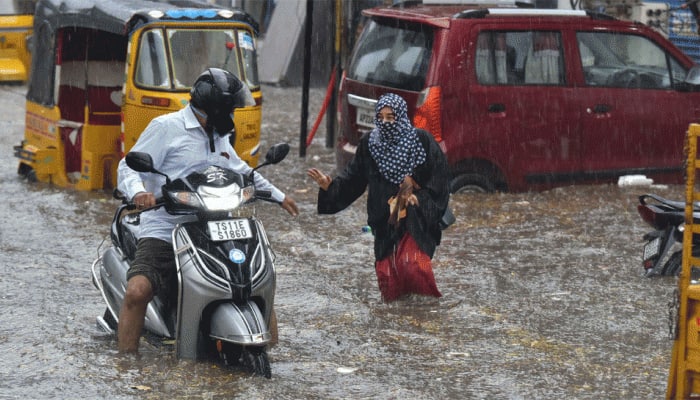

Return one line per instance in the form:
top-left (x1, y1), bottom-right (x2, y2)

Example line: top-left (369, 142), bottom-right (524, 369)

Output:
top-left (14, 0), bottom-right (263, 191)
top-left (0, 1), bottom-right (35, 82)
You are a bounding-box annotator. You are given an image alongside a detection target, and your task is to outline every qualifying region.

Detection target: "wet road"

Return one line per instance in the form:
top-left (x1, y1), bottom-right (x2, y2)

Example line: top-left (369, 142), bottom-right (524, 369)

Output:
top-left (0, 83), bottom-right (679, 399)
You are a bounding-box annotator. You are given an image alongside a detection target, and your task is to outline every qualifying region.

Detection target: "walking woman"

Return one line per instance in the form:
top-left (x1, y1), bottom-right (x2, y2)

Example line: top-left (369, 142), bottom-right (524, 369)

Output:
top-left (307, 93), bottom-right (449, 302)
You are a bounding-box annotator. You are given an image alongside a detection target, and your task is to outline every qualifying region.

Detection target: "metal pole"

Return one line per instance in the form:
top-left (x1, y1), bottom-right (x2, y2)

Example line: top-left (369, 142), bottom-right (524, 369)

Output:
top-left (326, 0), bottom-right (341, 149)
top-left (299, 0), bottom-right (313, 157)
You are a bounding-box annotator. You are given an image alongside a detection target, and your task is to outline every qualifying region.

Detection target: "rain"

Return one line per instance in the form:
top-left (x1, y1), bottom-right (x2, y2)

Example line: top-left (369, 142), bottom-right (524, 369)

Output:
top-left (1, 0), bottom-right (695, 397)
top-left (0, 81), bottom-right (680, 399)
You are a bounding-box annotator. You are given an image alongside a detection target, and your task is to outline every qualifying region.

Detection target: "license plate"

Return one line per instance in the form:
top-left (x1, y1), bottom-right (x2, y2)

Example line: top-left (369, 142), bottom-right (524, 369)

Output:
top-left (208, 219), bottom-right (253, 241)
top-left (643, 237), bottom-right (662, 261)
top-left (356, 107), bottom-right (374, 128)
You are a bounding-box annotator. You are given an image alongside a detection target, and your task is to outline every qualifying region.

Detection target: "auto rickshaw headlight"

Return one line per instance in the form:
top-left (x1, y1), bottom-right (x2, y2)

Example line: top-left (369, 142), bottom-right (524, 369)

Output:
top-left (218, 10), bottom-right (234, 18)
top-left (148, 10), bottom-right (164, 19)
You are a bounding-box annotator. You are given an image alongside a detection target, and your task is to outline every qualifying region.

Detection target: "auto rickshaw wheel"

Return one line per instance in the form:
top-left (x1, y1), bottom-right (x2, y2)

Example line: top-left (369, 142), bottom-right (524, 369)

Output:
top-left (18, 164), bottom-right (37, 182)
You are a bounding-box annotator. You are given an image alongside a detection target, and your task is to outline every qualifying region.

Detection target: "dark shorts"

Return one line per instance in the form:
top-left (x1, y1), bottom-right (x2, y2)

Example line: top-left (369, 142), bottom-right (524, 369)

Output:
top-left (127, 238), bottom-right (175, 297)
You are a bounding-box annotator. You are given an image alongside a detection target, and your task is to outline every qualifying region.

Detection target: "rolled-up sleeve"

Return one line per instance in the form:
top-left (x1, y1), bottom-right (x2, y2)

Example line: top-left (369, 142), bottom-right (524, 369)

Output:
top-left (117, 159), bottom-right (146, 200)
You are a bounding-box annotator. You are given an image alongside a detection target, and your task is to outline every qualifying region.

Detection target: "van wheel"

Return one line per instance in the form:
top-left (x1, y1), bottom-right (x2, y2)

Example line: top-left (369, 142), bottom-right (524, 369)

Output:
top-left (450, 173), bottom-right (495, 194)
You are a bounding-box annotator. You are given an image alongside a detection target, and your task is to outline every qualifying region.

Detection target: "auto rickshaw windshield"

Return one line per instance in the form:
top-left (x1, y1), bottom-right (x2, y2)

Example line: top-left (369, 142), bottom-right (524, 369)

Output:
top-left (135, 27), bottom-right (259, 90)
top-left (0, 0), bottom-right (36, 15)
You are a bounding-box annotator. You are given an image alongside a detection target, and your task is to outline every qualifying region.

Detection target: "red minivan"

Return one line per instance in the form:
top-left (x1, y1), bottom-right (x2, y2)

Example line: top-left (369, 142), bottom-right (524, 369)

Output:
top-left (336, 2), bottom-right (700, 192)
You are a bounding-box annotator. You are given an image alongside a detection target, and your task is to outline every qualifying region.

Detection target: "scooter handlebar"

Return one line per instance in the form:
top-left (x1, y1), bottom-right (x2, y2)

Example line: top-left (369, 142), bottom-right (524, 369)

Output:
top-left (255, 190), bottom-right (275, 202)
top-left (125, 197), bottom-right (165, 211)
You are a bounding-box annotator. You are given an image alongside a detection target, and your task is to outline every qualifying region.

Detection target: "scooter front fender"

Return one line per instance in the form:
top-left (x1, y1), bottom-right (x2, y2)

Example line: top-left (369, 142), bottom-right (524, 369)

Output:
top-left (209, 301), bottom-right (270, 345)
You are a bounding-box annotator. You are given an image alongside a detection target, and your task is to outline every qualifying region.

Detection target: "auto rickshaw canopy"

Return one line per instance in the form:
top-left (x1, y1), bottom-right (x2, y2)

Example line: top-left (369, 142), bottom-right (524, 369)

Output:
top-left (15, 0), bottom-right (264, 191)
top-left (28, 0), bottom-right (259, 106)
top-left (32, 0), bottom-right (258, 36)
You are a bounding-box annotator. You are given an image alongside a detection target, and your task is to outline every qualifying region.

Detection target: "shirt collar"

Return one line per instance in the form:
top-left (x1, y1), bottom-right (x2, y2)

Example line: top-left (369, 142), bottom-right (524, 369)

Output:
top-left (185, 105), bottom-right (205, 130)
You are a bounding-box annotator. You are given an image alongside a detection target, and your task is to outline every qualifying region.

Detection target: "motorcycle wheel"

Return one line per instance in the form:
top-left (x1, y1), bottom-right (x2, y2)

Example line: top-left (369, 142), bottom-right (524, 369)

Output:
top-left (661, 251), bottom-right (683, 276)
top-left (241, 346), bottom-right (271, 379)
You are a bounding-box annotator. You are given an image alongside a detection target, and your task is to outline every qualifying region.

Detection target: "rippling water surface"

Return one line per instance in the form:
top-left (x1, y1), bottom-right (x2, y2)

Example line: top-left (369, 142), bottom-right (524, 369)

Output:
top-left (0, 83), bottom-right (678, 399)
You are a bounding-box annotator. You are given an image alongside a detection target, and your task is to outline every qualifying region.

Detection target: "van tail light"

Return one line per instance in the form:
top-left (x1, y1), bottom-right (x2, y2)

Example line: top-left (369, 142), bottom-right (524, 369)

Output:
top-left (413, 86), bottom-right (442, 143)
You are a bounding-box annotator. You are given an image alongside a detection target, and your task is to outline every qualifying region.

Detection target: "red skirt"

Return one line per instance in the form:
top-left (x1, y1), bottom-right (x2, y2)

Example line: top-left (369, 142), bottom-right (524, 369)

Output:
top-left (374, 233), bottom-right (442, 302)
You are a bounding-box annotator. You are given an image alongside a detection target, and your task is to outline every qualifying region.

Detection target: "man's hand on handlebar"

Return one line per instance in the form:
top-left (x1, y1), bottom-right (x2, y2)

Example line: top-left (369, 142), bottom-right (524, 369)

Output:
top-left (133, 192), bottom-right (156, 210)
top-left (280, 196), bottom-right (299, 216)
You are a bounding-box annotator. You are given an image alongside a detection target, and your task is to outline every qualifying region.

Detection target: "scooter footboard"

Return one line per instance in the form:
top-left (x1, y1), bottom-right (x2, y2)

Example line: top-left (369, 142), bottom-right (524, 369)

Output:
top-left (209, 301), bottom-right (270, 345)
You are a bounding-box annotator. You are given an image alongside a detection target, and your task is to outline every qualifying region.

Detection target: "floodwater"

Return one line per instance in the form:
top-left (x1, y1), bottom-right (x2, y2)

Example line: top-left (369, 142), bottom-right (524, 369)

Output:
top-left (0, 83), bottom-right (680, 399)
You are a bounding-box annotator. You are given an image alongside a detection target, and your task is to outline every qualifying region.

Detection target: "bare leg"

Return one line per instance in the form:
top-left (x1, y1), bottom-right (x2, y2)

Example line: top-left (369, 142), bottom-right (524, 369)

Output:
top-left (118, 275), bottom-right (153, 353)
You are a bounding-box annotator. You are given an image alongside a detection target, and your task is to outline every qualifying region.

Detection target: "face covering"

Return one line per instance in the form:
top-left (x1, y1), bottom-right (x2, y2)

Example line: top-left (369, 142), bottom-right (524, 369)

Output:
top-left (211, 112), bottom-right (235, 136)
top-left (192, 105), bottom-right (233, 136)
top-left (192, 105), bottom-right (235, 152)
top-left (368, 93), bottom-right (427, 185)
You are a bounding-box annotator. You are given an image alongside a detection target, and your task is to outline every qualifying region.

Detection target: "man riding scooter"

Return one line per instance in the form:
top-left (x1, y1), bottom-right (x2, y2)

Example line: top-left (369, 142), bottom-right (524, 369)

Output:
top-left (116, 68), bottom-right (298, 353)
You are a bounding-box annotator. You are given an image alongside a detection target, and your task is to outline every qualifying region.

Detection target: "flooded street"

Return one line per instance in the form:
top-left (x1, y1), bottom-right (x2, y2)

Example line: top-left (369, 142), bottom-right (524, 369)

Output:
top-left (0, 83), bottom-right (680, 399)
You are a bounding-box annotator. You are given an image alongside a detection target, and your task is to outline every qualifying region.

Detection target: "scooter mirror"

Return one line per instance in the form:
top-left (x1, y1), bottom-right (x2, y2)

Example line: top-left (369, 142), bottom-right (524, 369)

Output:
top-left (126, 152), bottom-right (171, 184)
top-left (125, 151), bottom-right (155, 173)
top-left (263, 143), bottom-right (290, 165)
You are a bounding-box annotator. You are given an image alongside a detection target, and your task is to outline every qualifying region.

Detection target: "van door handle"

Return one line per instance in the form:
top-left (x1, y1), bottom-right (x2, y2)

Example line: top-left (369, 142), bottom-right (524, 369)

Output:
top-left (488, 103), bottom-right (505, 113)
top-left (589, 104), bottom-right (611, 114)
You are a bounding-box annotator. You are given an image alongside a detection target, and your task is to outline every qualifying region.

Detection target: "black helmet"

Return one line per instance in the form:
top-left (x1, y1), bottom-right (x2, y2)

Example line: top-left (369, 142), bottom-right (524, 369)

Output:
top-left (190, 68), bottom-right (254, 134)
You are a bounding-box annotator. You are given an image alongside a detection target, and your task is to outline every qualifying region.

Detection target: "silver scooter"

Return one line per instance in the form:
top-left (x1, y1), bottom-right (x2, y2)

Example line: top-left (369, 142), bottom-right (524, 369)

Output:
top-left (91, 143), bottom-right (290, 378)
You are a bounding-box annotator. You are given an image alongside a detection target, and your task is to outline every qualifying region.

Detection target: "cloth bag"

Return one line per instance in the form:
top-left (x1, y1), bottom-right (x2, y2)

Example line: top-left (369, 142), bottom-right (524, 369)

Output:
top-left (375, 233), bottom-right (442, 302)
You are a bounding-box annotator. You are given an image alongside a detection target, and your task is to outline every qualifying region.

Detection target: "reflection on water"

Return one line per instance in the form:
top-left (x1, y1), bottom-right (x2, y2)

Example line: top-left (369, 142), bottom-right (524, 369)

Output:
top-left (0, 83), bottom-right (678, 399)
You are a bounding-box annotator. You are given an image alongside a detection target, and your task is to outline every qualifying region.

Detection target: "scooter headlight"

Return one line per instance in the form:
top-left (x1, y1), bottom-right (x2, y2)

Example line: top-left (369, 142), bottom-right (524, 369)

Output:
top-left (197, 183), bottom-right (247, 211)
top-left (170, 191), bottom-right (204, 208)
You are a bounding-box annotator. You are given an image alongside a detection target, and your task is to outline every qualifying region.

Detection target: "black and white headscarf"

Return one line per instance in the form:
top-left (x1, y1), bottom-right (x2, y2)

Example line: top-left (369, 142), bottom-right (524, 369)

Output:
top-left (368, 93), bottom-right (426, 185)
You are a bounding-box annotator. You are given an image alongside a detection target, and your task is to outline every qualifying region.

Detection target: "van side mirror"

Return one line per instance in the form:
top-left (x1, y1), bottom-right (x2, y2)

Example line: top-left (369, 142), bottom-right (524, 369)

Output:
top-left (687, 66), bottom-right (700, 84)
top-left (125, 152), bottom-right (155, 173)
top-left (680, 66), bottom-right (700, 92)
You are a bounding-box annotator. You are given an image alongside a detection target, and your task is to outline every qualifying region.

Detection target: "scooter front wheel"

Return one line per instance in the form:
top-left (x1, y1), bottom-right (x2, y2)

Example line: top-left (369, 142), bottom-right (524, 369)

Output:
top-left (215, 342), bottom-right (271, 378)
top-left (242, 346), bottom-right (271, 379)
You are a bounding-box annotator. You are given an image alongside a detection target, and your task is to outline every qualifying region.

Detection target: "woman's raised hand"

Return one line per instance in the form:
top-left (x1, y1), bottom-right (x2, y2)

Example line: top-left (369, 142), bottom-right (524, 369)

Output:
top-left (307, 168), bottom-right (331, 191)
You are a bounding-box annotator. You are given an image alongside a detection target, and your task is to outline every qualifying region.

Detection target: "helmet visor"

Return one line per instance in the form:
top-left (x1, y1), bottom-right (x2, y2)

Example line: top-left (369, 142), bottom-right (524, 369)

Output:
top-left (231, 84), bottom-right (255, 108)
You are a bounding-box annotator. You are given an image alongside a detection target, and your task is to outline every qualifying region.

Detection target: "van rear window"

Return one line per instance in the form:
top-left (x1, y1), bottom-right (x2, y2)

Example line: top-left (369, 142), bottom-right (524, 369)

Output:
top-left (347, 20), bottom-right (432, 92)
